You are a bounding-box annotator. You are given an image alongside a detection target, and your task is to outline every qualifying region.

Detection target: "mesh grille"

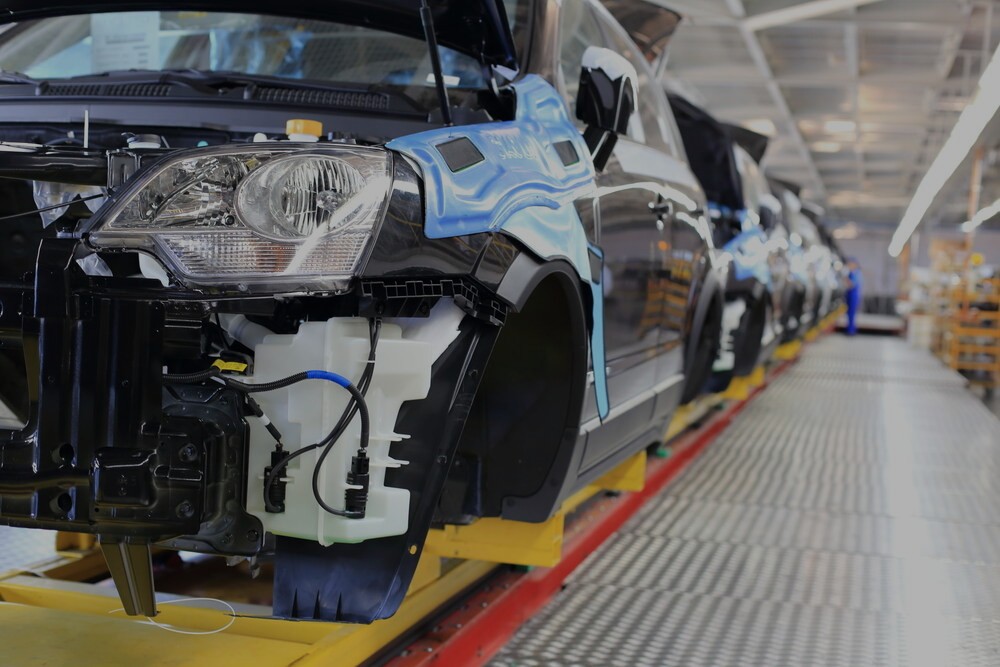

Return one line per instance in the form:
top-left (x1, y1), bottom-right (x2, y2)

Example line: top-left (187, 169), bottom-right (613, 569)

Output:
top-left (252, 87), bottom-right (389, 111)
top-left (41, 84), bottom-right (102, 96)
top-left (41, 83), bottom-right (171, 97)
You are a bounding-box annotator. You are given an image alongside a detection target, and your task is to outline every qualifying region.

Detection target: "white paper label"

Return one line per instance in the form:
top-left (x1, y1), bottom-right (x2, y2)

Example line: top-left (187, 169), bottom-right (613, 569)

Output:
top-left (90, 12), bottom-right (161, 73)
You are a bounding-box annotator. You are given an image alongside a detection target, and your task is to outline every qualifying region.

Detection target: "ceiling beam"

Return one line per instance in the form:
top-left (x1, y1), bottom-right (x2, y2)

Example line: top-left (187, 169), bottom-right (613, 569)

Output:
top-left (721, 0), bottom-right (826, 198)
top-left (845, 16), bottom-right (865, 195)
top-left (744, 0), bottom-right (888, 32)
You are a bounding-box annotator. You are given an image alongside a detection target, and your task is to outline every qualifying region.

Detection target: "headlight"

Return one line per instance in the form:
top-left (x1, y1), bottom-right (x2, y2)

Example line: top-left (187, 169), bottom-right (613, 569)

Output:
top-left (87, 145), bottom-right (392, 292)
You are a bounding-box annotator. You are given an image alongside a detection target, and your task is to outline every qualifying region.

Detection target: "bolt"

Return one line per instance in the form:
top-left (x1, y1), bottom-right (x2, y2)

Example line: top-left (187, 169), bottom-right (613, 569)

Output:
top-left (175, 500), bottom-right (194, 519)
top-left (221, 533), bottom-right (232, 545)
top-left (246, 529), bottom-right (260, 543)
top-left (178, 444), bottom-right (198, 463)
top-left (436, 455), bottom-right (448, 465)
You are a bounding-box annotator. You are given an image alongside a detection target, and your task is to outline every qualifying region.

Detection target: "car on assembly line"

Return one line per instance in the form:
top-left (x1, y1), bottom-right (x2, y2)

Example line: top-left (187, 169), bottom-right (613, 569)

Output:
top-left (0, 0), bottom-right (722, 624)
top-left (666, 93), bottom-right (782, 392)
top-left (769, 178), bottom-right (821, 341)
top-left (801, 203), bottom-right (846, 322)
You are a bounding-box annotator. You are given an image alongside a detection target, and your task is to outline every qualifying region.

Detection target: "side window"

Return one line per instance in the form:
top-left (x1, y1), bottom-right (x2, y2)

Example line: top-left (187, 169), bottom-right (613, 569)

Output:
top-left (558, 1), bottom-right (605, 125)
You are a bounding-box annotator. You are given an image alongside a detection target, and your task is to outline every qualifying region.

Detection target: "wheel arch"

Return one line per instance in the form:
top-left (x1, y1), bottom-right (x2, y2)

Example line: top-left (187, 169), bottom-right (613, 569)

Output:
top-left (438, 251), bottom-right (593, 524)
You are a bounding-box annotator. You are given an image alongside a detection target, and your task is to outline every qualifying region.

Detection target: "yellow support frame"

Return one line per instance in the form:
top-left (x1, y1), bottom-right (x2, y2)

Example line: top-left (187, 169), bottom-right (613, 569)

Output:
top-left (0, 557), bottom-right (497, 667)
top-left (0, 348), bottom-right (768, 667)
top-left (424, 452), bottom-right (646, 567)
top-left (721, 365), bottom-right (766, 401)
top-left (773, 339), bottom-right (802, 361)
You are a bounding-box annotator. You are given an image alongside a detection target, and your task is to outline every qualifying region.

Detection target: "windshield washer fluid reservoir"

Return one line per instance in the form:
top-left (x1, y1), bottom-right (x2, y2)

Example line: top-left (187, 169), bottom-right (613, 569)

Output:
top-left (245, 318), bottom-right (433, 545)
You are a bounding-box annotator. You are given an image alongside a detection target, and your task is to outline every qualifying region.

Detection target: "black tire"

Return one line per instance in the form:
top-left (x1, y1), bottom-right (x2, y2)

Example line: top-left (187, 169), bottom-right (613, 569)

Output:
top-left (681, 294), bottom-right (723, 404)
top-left (733, 297), bottom-right (767, 377)
top-left (781, 287), bottom-right (805, 343)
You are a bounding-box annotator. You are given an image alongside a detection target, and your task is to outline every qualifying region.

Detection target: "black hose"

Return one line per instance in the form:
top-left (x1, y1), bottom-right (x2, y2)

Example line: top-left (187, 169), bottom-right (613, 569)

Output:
top-left (165, 319), bottom-right (381, 518)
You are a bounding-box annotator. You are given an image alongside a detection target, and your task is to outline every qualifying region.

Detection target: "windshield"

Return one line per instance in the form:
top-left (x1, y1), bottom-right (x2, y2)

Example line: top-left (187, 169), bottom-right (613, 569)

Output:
top-left (0, 9), bottom-right (526, 90)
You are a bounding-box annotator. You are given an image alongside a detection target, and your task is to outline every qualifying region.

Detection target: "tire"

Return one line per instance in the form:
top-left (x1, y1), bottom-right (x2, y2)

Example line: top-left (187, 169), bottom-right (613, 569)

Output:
top-left (733, 297), bottom-right (767, 377)
top-left (681, 294), bottom-right (723, 404)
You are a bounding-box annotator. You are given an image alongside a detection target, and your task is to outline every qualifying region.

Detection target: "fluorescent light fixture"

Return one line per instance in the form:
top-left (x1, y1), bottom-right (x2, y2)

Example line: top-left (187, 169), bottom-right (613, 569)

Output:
top-left (889, 44), bottom-right (1000, 257)
top-left (823, 119), bottom-right (857, 134)
top-left (744, 0), bottom-right (887, 32)
top-left (812, 141), bottom-right (842, 153)
top-left (744, 118), bottom-right (777, 136)
top-left (959, 196), bottom-right (1000, 233)
top-left (833, 222), bottom-right (859, 239)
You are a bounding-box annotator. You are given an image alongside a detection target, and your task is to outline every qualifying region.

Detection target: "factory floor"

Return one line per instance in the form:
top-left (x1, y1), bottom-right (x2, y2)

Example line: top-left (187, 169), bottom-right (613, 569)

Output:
top-left (494, 336), bottom-right (1000, 667)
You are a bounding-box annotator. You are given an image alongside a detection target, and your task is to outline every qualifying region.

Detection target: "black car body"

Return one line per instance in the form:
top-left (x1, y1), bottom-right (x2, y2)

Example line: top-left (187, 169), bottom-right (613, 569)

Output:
top-left (0, 0), bottom-right (720, 623)
top-left (666, 94), bottom-right (781, 391)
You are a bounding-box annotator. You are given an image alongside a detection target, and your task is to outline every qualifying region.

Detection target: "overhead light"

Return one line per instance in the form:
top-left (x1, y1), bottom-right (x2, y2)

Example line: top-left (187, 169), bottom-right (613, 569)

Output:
top-left (823, 119), bottom-right (857, 134)
top-left (833, 222), bottom-right (860, 239)
top-left (812, 141), bottom-right (842, 153)
top-left (744, 118), bottom-right (777, 136)
top-left (960, 196), bottom-right (1000, 233)
top-left (889, 43), bottom-right (1000, 257)
top-left (744, 0), bottom-right (887, 32)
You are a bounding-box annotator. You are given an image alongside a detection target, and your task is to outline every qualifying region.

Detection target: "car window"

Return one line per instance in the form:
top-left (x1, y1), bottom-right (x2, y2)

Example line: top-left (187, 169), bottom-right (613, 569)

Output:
top-left (591, 6), bottom-right (675, 154)
top-left (0, 11), bottom-right (490, 90)
top-left (558, 1), bottom-right (606, 126)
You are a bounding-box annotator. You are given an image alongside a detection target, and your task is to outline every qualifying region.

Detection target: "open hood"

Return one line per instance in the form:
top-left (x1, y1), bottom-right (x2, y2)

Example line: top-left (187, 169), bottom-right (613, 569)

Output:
top-left (667, 93), bottom-right (743, 211)
top-left (724, 123), bottom-right (770, 164)
top-left (601, 0), bottom-right (682, 64)
top-left (0, 0), bottom-right (519, 71)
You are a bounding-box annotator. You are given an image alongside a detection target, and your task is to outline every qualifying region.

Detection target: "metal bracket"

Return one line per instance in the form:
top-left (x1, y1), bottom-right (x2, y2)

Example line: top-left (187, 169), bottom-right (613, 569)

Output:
top-left (99, 538), bottom-right (156, 617)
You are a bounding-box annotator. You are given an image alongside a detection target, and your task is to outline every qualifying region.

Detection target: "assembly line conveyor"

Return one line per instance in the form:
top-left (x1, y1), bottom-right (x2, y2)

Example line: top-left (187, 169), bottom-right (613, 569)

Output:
top-left (2, 321), bottom-right (1000, 666)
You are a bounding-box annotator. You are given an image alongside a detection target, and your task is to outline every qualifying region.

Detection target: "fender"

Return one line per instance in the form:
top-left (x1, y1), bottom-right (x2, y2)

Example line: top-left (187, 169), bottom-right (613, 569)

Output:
top-left (723, 227), bottom-right (772, 289)
top-left (387, 74), bottom-right (609, 419)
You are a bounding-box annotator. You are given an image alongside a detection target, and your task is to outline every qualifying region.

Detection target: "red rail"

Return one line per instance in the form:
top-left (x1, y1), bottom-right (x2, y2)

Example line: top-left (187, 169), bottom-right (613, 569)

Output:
top-left (387, 358), bottom-right (797, 667)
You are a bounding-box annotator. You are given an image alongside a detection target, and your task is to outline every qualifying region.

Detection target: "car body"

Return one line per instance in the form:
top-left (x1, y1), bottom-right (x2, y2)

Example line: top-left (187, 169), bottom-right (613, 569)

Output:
top-left (769, 178), bottom-right (820, 341)
top-left (0, 0), bottom-right (720, 623)
top-left (801, 203), bottom-right (845, 321)
top-left (666, 93), bottom-right (780, 391)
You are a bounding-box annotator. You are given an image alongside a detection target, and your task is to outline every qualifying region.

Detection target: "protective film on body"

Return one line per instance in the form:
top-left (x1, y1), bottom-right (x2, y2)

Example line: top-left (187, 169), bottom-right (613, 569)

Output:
top-left (387, 75), bottom-right (609, 419)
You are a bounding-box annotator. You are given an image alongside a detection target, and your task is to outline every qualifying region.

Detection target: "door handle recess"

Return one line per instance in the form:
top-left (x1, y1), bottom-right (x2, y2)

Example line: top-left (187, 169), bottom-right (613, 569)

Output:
top-left (649, 200), bottom-right (673, 216)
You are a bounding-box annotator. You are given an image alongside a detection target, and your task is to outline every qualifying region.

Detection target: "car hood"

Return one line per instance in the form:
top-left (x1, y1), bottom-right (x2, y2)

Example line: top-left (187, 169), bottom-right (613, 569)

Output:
top-left (724, 123), bottom-right (770, 164)
top-left (601, 0), bottom-right (682, 64)
top-left (668, 93), bottom-right (744, 212)
top-left (0, 0), bottom-right (518, 70)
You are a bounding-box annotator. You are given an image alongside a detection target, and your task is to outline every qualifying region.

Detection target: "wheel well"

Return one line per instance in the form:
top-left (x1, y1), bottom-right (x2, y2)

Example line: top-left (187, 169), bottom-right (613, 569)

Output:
top-left (682, 289), bottom-right (724, 404)
top-left (439, 272), bottom-right (588, 521)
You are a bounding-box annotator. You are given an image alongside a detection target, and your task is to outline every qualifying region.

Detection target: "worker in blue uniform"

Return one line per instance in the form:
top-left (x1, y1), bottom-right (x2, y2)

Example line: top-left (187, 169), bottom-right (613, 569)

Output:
top-left (845, 258), bottom-right (862, 336)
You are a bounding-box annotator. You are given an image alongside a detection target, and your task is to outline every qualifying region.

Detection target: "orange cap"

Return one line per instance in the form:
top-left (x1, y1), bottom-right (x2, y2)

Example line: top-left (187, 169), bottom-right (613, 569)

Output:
top-left (286, 118), bottom-right (323, 138)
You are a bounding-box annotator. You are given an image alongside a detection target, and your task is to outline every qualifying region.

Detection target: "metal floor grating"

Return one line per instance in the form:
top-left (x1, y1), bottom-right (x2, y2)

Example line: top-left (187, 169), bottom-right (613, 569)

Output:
top-left (0, 527), bottom-right (57, 573)
top-left (493, 336), bottom-right (1000, 667)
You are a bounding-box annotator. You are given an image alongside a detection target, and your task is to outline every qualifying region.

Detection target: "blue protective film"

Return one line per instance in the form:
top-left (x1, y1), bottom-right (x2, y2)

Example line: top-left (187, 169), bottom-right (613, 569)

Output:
top-left (387, 74), bottom-right (609, 419)
top-left (723, 227), bottom-right (772, 287)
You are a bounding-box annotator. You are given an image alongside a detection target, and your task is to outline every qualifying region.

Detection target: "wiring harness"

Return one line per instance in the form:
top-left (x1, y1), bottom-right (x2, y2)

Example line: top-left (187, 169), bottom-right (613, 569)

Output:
top-left (165, 318), bottom-right (382, 520)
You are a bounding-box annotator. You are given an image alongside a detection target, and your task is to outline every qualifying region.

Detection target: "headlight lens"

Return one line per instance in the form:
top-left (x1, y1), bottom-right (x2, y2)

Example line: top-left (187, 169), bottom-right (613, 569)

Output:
top-left (88, 145), bottom-right (392, 292)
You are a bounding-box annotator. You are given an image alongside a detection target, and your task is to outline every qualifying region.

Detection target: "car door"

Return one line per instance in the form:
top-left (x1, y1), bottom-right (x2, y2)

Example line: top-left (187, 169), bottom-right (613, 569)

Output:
top-left (561, 1), bottom-right (701, 472)
top-left (592, 3), bottom-right (709, 406)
